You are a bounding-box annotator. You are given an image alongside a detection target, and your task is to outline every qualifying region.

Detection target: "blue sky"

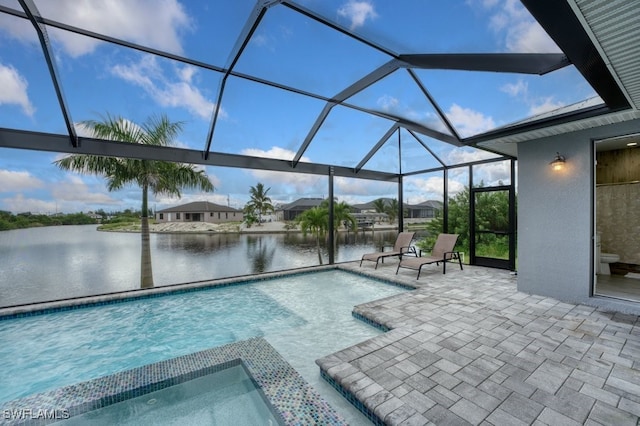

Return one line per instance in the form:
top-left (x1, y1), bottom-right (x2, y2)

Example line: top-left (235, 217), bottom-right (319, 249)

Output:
top-left (0, 0), bottom-right (599, 214)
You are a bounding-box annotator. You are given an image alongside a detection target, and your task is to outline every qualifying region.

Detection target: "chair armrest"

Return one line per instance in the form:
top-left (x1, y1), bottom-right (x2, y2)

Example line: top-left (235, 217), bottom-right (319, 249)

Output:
top-left (443, 251), bottom-right (461, 260)
top-left (402, 246), bottom-right (417, 256)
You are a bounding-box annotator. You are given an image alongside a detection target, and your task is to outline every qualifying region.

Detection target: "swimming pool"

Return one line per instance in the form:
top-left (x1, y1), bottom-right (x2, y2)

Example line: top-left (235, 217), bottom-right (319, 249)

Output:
top-left (0, 268), bottom-right (411, 424)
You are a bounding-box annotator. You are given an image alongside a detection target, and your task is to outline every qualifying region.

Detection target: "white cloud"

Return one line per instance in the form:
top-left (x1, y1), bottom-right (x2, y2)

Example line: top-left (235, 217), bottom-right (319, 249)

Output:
top-left (239, 147), bottom-right (322, 193)
top-left (334, 177), bottom-right (394, 198)
top-left (446, 104), bottom-right (495, 138)
top-left (1, 194), bottom-right (57, 214)
top-left (377, 95), bottom-right (399, 112)
top-left (250, 33), bottom-right (269, 48)
top-left (482, 0), bottom-right (500, 8)
top-left (445, 149), bottom-right (499, 165)
top-left (51, 176), bottom-right (119, 205)
top-left (0, 170), bottom-right (43, 192)
top-left (471, 161), bottom-right (512, 186)
top-left (0, 63), bottom-right (35, 116)
top-left (374, 96), bottom-right (450, 134)
top-left (504, 19), bottom-right (559, 53)
top-left (0, 173), bottom-right (119, 213)
top-left (0, 13), bottom-right (35, 44)
top-left (423, 114), bottom-right (450, 134)
top-left (111, 56), bottom-right (221, 120)
top-left (405, 176), bottom-right (465, 203)
top-left (500, 79), bottom-right (567, 117)
top-left (254, 170), bottom-right (325, 197)
top-left (178, 66), bottom-right (197, 83)
top-left (466, 0), bottom-right (501, 9)
top-left (476, 0), bottom-right (560, 53)
top-left (501, 79), bottom-right (528, 97)
top-left (241, 146), bottom-right (298, 162)
top-left (337, 1), bottom-right (377, 30)
top-left (1, 0), bottom-right (192, 58)
top-left (529, 97), bottom-right (566, 116)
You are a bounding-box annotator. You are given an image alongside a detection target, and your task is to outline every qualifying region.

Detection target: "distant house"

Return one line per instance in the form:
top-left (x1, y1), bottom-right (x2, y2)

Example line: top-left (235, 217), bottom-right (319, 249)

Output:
top-left (351, 212), bottom-right (388, 228)
top-left (353, 198), bottom-right (442, 222)
top-left (406, 200), bottom-right (442, 219)
top-left (155, 201), bottom-right (242, 224)
top-left (279, 198), bottom-right (324, 221)
top-left (352, 198), bottom-right (392, 214)
top-left (86, 211), bottom-right (103, 222)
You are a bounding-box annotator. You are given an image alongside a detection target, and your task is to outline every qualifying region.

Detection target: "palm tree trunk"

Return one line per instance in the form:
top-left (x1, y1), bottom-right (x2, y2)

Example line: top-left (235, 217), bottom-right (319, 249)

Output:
top-left (140, 185), bottom-right (154, 288)
top-left (316, 233), bottom-right (323, 265)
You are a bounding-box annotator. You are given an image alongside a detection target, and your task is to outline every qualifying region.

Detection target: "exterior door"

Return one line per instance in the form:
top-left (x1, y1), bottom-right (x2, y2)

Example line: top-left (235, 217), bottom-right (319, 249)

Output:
top-left (470, 186), bottom-right (516, 270)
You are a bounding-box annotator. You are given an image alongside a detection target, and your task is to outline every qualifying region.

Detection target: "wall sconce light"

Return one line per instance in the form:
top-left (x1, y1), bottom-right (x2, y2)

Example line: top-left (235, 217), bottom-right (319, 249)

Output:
top-left (550, 152), bottom-right (566, 171)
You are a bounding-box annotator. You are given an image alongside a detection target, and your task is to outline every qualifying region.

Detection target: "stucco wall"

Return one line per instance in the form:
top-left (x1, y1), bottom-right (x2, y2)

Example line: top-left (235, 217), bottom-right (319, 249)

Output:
top-left (517, 119), bottom-right (640, 304)
top-left (155, 211), bottom-right (242, 223)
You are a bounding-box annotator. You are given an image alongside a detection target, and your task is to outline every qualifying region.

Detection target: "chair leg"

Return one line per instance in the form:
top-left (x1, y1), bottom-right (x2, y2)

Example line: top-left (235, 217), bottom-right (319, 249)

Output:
top-left (395, 263), bottom-right (401, 275)
top-left (417, 265), bottom-right (422, 280)
top-left (375, 259), bottom-right (380, 269)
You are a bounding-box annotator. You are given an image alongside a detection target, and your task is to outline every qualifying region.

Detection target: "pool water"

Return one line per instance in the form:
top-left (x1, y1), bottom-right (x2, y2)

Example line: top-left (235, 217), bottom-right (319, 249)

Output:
top-left (0, 284), bottom-right (306, 403)
top-left (60, 365), bottom-right (280, 426)
top-left (0, 270), bottom-right (409, 424)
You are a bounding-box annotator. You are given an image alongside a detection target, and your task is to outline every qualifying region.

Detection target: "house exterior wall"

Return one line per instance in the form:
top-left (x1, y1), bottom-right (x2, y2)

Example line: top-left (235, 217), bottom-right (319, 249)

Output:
top-left (408, 207), bottom-right (437, 219)
top-left (283, 209), bottom-right (305, 221)
top-left (155, 211), bottom-right (242, 223)
top-left (517, 118), bottom-right (640, 306)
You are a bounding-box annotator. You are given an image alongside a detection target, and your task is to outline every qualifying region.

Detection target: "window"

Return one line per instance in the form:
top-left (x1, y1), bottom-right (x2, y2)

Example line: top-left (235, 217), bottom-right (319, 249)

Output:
top-left (159, 213), bottom-right (164, 220)
top-left (210, 212), bottom-right (213, 217)
top-left (176, 213), bottom-right (181, 220)
top-left (186, 213), bottom-right (191, 220)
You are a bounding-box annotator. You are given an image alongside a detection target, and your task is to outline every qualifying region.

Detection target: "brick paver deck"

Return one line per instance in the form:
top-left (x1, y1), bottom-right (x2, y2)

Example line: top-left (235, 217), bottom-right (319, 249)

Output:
top-left (319, 261), bottom-right (640, 425)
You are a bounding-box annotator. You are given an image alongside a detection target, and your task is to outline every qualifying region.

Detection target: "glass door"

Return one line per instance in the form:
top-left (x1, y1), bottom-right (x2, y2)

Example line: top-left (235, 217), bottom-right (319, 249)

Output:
top-left (470, 186), bottom-right (516, 270)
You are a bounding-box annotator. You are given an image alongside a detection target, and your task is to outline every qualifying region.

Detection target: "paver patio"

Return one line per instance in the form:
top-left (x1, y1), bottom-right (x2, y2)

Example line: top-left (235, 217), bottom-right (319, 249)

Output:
top-left (321, 261), bottom-right (640, 425)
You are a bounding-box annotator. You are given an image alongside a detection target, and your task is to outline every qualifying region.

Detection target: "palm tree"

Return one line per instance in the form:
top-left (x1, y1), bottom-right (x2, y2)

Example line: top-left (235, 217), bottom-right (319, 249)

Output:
top-left (386, 198), bottom-right (399, 224)
top-left (373, 198), bottom-right (387, 214)
top-left (320, 199), bottom-right (357, 232)
top-left (55, 114), bottom-right (215, 289)
top-left (297, 206), bottom-right (328, 265)
top-left (244, 182), bottom-right (274, 226)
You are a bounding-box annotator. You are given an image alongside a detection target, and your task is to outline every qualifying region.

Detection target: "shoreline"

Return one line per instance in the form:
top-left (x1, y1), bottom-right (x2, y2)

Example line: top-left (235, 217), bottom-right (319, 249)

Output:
top-left (99, 221), bottom-right (400, 234)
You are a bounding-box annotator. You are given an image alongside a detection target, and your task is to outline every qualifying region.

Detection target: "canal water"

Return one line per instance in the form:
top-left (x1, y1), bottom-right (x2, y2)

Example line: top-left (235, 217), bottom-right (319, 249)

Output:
top-left (0, 225), bottom-right (402, 307)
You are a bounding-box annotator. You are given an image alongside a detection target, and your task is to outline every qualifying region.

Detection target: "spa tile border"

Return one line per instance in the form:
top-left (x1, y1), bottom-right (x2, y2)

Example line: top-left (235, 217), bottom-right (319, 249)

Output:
top-left (0, 337), bottom-right (347, 426)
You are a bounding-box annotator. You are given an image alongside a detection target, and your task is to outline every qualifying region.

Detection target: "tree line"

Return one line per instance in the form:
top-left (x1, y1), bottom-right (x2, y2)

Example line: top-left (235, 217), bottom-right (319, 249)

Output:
top-left (419, 186), bottom-right (512, 260)
top-left (0, 209), bottom-right (159, 232)
top-left (0, 211), bottom-right (98, 231)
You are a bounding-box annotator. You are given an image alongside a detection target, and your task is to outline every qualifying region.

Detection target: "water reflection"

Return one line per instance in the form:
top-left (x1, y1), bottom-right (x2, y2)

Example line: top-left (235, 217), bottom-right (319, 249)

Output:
top-left (0, 226), bottom-right (400, 307)
top-left (246, 235), bottom-right (276, 273)
top-left (157, 233), bottom-right (242, 253)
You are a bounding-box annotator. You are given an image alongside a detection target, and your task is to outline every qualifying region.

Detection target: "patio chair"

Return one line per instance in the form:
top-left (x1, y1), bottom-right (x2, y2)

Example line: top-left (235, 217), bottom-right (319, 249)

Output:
top-left (360, 232), bottom-right (415, 269)
top-left (396, 233), bottom-right (462, 279)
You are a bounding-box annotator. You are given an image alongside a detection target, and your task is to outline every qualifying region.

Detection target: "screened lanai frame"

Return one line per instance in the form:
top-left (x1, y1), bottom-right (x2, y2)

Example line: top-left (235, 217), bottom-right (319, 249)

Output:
top-left (0, 0), bottom-right (631, 269)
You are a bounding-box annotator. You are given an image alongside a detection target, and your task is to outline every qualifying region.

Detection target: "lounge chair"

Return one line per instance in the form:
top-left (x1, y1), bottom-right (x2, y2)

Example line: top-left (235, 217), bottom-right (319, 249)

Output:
top-left (360, 232), bottom-right (415, 269)
top-left (396, 233), bottom-right (462, 278)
